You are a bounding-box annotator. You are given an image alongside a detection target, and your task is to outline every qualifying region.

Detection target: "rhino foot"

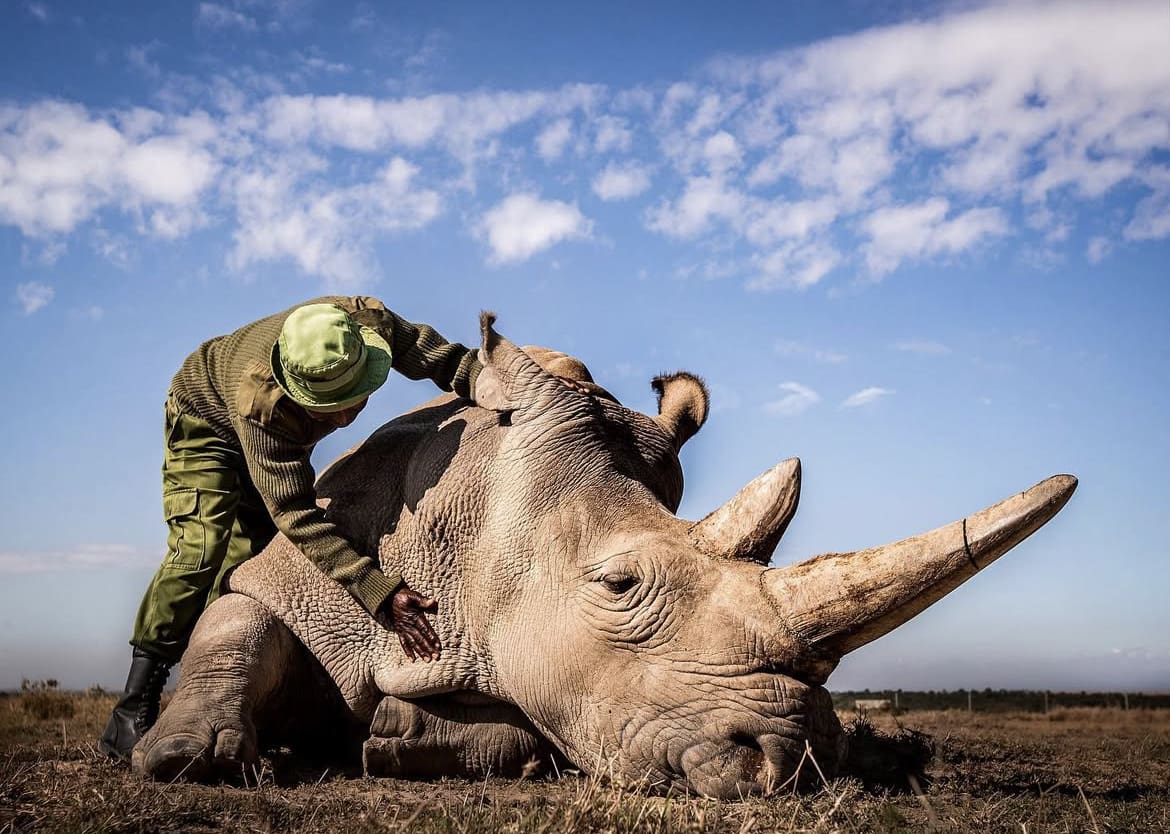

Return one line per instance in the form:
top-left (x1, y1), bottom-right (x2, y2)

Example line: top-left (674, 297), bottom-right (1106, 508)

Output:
top-left (134, 718), bottom-right (259, 782)
top-left (131, 593), bottom-right (303, 783)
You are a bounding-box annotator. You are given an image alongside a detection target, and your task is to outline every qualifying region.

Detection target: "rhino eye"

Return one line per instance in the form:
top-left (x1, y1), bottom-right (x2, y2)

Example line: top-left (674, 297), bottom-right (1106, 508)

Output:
top-left (600, 575), bottom-right (638, 594)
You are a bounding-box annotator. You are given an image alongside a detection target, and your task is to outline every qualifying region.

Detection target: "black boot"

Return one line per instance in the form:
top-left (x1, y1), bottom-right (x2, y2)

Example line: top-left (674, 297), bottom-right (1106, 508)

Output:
top-left (99, 647), bottom-right (173, 762)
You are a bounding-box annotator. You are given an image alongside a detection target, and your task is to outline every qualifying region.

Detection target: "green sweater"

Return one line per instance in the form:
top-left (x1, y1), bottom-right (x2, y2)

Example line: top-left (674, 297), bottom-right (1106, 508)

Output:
top-left (168, 295), bottom-right (482, 615)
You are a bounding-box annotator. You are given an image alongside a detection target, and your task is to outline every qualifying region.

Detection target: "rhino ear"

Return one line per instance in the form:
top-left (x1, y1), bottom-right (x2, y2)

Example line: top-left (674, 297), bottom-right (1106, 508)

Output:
top-left (474, 312), bottom-right (575, 415)
top-left (651, 372), bottom-right (709, 452)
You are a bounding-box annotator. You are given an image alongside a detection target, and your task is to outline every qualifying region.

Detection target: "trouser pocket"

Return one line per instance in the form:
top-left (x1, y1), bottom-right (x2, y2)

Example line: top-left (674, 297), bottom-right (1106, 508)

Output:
top-left (163, 487), bottom-right (205, 570)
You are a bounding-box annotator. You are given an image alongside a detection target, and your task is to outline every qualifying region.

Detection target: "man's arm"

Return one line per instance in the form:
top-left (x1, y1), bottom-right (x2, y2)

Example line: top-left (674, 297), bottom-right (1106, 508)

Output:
top-left (341, 297), bottom-right (482, 399)
top-left (236, 419), bottom-right (401, 615)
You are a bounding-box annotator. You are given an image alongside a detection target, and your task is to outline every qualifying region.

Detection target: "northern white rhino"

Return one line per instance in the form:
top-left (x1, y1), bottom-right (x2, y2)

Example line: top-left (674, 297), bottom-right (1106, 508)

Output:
top-left (132, 315), bottom-right (1077, 799)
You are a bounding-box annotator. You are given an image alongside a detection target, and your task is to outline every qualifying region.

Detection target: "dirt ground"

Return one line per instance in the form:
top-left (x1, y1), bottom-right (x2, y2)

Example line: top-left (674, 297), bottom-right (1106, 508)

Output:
top-left (2, 692), bottom-right (1168, 833)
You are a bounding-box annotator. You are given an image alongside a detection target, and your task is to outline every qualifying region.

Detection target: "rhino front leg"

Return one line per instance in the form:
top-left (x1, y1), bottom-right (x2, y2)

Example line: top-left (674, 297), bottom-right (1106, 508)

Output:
top-left (364, 694), bottom-right (563, 779)
top-left (132, 593), bottom-right (299, 781)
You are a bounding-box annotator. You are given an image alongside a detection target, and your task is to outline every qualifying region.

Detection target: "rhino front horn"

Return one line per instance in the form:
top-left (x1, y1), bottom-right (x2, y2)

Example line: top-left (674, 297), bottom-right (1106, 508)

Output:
top-left (765, 474), bottom-right (1077, 656)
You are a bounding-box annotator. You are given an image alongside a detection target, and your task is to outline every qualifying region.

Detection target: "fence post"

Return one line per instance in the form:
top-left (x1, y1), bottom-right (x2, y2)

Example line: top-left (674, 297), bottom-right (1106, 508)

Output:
top-left (967, 690), bottom-right (973, 713)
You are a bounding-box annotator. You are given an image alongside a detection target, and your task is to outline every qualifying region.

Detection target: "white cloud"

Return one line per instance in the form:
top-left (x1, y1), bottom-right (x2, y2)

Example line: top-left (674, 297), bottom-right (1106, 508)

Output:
top-left (894, 340), bottom-right (950, 355)
top-left (121, 136), bottom-right (217, 206)
top-left (536, 118), bottom-right (573, 161)
top-left (594, 116), bottom-right (632, 153)
top-left (841, 386), bottom-right (894, 408)
top-left (666, 0), bottom-right (1169, 280)
top-left (747, 240), bottom-right (839, 291)
top-left (263, 94), bottom-right (448, 151)
top-left (774, 339), bottom-right (846, 364)
top-left (196, 2), bottom-right (257, 31)
top-left (646, 175), bottom-right (744, 239)
top-left (0, 544), bottom-right (155, 573)
top-left (744, 198), bottom-right (837, 247)
top-left (763, 381), bottom-right (820, 417)
top-left (592, 162), bottom-right (651, 201)
top-left (26, 2), bottom-right (49, 22)
top-left (230, 157), bottom-right (441, 288)
top-left (703, 131), bottom-right (742, 174)
top-left (14, 282), bottom-right (54, 315)
top-left (477, 193), bottom-right (592, 265)
top-left (0, 101), bottom-right (218, 238)
top-left (861, 198), bottom-right (1007, 276)
top-left (1, 1), bottom-right (1168, 291)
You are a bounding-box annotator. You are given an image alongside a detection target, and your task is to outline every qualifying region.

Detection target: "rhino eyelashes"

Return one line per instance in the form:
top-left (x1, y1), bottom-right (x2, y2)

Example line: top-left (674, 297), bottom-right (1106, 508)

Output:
top-left (599, 575), bottom-right (639, 594)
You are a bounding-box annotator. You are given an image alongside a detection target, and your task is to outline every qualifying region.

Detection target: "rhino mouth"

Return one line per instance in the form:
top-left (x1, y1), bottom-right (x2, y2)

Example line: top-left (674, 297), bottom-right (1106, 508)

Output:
top-left (679, 731), bottom-right (803, 798)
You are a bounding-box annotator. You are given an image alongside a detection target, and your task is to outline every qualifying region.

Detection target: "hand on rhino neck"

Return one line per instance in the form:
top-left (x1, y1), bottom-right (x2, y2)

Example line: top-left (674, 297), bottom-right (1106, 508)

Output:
top-left (382, 586), bottom-right (441, 662)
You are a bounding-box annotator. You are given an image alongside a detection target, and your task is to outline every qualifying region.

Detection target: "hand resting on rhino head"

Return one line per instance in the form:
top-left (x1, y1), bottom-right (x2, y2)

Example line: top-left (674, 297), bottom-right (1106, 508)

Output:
top-left (132, 314), bottom-right (1077, 799)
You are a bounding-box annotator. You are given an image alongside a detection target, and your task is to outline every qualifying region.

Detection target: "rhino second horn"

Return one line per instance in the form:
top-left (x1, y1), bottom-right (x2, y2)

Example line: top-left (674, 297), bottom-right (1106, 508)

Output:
top-left (690, 458), bottom-right (802, 565)
top-left (765, 474), bottom-right (1077, 657)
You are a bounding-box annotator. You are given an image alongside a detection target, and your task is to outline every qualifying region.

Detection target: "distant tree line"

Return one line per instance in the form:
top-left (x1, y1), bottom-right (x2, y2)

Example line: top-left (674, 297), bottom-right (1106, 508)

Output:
top-left (831, 688), bottom-right (1170, 712)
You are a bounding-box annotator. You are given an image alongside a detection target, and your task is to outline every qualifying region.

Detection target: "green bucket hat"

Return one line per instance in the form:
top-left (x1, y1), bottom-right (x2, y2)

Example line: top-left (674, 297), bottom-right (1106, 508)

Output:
top-left (271, 303), bottom-right (393, 413)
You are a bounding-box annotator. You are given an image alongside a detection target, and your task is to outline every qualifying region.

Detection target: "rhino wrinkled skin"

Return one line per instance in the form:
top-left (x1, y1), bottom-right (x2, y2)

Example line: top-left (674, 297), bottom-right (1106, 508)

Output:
top-left (132, 315), bottom-right (1077, 798)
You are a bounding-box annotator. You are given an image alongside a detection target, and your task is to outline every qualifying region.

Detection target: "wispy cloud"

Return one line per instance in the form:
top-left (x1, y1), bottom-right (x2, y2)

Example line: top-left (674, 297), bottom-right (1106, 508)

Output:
top-left (774, 339), bottom-right (846, 364)
top-left (841, 386), bottom-right (894, 408)
top-left (70, 305), bottom-right (104, 322)
top-left (195, 2), bottom-right (257, 32)
top-left (14, 282), bottom-right (54, 314)
top-left (1086, 235), bottom-right (1113, 264)
top-left (0, 544), bottom-right (155, 573)
top-left (477, 193), bottom-right (592, 265)
top-left (893, 340), bottom-right (951, 356)
top-left (763, 381), bottom-right (820, 417)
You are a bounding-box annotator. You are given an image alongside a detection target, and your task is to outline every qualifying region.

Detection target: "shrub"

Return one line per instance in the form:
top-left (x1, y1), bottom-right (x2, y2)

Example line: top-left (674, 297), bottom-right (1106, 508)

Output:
top-left (20, 678), bottom-right (76, 721)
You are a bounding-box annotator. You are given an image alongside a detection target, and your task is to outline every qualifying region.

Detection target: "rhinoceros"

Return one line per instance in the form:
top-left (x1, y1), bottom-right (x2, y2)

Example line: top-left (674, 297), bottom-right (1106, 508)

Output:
top-left (132, 315), bottom-right (1077, 798)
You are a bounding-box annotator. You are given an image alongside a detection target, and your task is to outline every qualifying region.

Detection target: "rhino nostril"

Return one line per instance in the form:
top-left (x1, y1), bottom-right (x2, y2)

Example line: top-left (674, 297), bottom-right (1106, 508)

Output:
top-left (728, 732), bottom-right (762, 752)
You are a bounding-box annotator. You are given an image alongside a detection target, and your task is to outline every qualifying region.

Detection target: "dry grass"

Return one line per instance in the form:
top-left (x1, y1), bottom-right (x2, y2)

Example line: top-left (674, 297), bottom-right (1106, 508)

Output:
top-left (2, 692), bottom-right (1168, 833)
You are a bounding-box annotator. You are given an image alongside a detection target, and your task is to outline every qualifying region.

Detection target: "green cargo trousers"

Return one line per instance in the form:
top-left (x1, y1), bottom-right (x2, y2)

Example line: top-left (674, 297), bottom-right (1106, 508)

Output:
top-left (130, 396), bottom-right (277, 663)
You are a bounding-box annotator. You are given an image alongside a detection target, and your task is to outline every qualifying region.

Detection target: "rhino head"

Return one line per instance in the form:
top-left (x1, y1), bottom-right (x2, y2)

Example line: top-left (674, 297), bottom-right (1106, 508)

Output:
top-left (144, 314), bottom-right (1075, 798)
top-left (370, 315), bottom-right (1074, 797)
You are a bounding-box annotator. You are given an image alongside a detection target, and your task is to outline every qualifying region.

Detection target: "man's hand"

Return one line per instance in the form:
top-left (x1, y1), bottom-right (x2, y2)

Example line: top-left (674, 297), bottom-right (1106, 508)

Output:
top-left (382, 587), bottom-right (441, 662)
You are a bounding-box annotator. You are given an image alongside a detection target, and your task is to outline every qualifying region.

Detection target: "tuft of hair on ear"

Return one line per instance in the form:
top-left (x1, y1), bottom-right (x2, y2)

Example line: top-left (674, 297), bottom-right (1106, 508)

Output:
top-left (651, 372), bottom-right (710, 452)
top-left (479, 311), bottom-right (499, 352)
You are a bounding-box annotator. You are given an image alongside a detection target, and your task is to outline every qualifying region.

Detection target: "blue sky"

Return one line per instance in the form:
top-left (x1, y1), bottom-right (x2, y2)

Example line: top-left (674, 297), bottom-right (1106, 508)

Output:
top-left (1, 0), bottom-right (1168, 692)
